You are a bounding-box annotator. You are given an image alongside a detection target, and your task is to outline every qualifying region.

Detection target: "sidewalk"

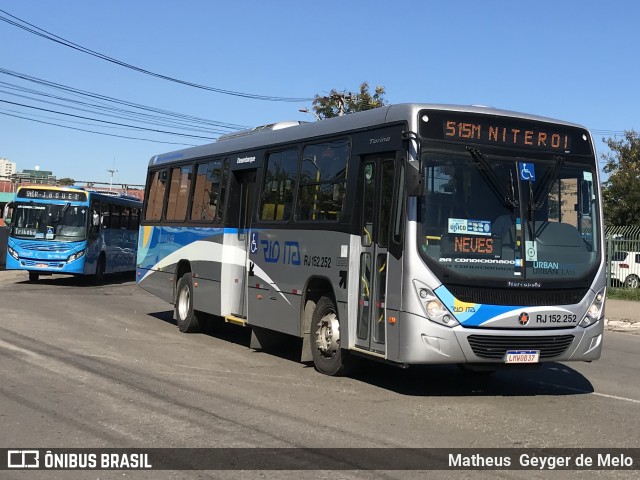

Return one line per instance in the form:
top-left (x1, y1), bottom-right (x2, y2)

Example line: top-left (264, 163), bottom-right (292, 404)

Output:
top-left (605, 298), bottom-right (640, 334)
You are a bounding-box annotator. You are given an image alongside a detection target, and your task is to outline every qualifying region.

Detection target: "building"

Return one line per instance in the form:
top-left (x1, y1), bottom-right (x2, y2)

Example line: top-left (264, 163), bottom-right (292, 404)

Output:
top-left (12, 168), bottom-right (56, 185)
top-left (0, 158), bottom-right (17, 180)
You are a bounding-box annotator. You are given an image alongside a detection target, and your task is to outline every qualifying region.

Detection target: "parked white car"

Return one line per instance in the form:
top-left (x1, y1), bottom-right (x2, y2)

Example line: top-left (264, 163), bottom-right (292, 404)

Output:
top-left (610, 251), bottom-right (640, 288)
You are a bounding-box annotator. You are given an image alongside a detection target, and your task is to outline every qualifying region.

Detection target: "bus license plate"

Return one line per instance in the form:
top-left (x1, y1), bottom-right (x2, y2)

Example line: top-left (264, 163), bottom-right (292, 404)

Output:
top-left (36, 263), bottom-right (48, 268)
top-left (505, 350), bottom-right (540, 363)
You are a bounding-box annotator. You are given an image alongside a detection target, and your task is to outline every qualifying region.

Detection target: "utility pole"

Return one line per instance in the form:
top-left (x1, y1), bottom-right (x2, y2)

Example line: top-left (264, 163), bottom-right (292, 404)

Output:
top-left (331, 93), bottom-right (346, 116)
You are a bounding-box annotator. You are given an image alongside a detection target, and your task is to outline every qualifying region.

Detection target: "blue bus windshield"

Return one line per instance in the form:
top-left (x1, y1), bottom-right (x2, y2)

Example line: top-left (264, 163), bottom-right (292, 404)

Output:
top-left (11, 201), bottom-right (88, 241)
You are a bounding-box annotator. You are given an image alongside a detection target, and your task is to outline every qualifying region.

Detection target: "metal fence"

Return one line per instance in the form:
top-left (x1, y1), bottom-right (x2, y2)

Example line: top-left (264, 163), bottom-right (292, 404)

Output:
top-left (605, 226), bottom-right (640, 289)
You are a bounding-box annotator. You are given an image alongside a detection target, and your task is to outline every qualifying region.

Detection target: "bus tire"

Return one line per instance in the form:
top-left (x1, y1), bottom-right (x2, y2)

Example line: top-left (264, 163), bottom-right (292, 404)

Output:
top-left (175, 273), bottom-right (202, 333)
top-left (28, 271), bottom-right (39, 282)
top-left (310, 295), bottom-right (352, 376)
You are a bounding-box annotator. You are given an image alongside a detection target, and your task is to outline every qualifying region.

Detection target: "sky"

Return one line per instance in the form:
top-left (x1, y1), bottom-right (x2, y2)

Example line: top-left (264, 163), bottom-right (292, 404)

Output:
top-left (0, 0), bottom-right (638, 186)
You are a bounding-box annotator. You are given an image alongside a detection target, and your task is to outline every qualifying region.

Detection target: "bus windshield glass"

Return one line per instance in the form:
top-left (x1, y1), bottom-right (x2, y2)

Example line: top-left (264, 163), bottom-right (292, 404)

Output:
top-left (11, 202), bottom-right (88, 241)
top-left (417, 150), bottom-right (600, 281)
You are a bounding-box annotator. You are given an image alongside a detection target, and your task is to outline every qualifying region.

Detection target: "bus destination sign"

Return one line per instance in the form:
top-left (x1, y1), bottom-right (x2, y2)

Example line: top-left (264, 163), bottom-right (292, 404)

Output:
top-left (17, 188), bottom-right (87, 202)
top-left (419, 110), bottom-right (592, 155)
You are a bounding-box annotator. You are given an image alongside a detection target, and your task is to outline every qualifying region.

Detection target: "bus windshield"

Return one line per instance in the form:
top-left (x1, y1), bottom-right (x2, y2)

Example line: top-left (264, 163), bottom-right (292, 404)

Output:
top-left (417, 150), bottom-right (600, 282)
top-left (11, 202), bottom-right (88, 241)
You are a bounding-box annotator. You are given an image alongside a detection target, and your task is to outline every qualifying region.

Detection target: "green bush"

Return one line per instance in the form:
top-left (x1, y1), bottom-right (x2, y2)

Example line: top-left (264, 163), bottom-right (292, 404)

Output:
top-left (607, 287), bottom-right (640, 301)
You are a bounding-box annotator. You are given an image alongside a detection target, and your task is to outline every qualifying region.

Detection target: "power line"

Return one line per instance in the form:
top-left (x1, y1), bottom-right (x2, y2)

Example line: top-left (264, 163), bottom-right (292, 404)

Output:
top-left (0, 67), bottom-right (250, 131)
top-left (0, 8), bottom-right (313, 103)
top-left (0, 110), bottom-right (198, 146)
top-left (0, 99), bottom-right (217, 140)
top-left (0, 86), bottom-right (234, 135)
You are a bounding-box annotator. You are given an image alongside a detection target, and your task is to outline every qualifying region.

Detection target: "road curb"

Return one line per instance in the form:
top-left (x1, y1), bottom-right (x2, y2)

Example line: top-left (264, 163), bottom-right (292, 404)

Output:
top-left (605, 318), bottom-right (640, 334)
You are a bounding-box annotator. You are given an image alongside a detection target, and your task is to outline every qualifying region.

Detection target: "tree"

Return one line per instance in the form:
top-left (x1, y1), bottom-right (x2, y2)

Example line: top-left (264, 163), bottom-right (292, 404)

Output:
top-left (58, 177), bottom-right (75, 186)
top-left (601, 130), bottom-right (640, 226)
top-left (312, 82), bottom-right (386, 120)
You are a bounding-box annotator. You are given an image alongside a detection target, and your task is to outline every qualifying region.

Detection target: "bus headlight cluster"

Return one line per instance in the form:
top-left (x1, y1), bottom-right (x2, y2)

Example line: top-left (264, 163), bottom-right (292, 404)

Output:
top-left (413, 280), bottom-right (459, 328)
top-left (7, 246), bottom-right (18, 260)
top-left (580, 289), bottom-right (605, 328)
top-left (67, 250), bottom-right (85, 263)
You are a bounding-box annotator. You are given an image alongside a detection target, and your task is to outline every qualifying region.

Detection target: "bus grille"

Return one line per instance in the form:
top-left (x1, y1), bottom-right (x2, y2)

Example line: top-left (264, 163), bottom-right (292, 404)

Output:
top-left (446, 285), bottom-right (588, 306)
top-left (18, 242), bottom-right (71, 252)
top-left (467, 334), bottom-right (575, 359)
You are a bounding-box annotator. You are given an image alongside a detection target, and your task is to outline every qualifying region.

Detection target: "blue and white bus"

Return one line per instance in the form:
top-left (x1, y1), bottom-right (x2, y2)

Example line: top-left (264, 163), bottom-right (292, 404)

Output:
top-left (137, 104), bottom-right (605, 376)
top-left (5, 185), bottom-right (142, 282)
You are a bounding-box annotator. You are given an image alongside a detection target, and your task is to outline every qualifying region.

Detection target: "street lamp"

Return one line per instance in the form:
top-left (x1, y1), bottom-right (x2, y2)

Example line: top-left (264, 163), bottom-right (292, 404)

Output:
top-left (107, 169), bottom-right (118, 191)
top-left (299, 107), bottom-right (321, 121)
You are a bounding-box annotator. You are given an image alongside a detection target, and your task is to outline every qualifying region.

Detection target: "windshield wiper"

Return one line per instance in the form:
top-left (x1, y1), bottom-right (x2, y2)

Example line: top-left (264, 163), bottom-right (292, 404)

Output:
top-left (467, 148), bottom-right (518, 210)
top-left (527, 156), bottom-right (565, 241)
top-left (533, 156), bottom-right (564, 210)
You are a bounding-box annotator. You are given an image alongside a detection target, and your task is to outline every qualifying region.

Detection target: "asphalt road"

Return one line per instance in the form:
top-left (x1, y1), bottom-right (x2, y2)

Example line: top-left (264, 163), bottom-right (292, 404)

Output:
top-left (0, 269), bottom-right (639, 480)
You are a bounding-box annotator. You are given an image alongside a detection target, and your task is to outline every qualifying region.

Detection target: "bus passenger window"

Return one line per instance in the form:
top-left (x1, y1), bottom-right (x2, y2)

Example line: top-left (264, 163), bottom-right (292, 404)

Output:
top-left (145, 170), bottom-right (167, 221)
top-left (260, 149), bottom-right (297, 221)
top-left (166, 166), bottom-right (192, 221)
top-left (297, 139), bottom-right (349, 222)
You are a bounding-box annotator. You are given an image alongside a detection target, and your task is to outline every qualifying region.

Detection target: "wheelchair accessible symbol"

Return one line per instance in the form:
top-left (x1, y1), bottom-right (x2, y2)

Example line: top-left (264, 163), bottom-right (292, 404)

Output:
top-left (250, 232), bottom-right (258, 253)
top-left (519, 162), bottom-right (536, 181)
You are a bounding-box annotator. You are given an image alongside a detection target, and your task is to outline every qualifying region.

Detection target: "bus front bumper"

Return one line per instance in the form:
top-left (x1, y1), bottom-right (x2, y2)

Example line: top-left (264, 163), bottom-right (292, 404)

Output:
top-left (393, 311), bottom-right (604, 365)
top-left (5, 251), bottom-right (86, 275)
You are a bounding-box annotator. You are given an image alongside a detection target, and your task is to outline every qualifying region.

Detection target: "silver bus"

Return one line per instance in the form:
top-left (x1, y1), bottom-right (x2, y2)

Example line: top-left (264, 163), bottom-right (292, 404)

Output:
top-left (137, 104), bottom-right (605, 375)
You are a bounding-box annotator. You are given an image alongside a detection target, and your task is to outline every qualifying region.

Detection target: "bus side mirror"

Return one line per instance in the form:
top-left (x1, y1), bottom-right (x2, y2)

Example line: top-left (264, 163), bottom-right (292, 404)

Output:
top-left (3, 203), bottom-right (13, 226)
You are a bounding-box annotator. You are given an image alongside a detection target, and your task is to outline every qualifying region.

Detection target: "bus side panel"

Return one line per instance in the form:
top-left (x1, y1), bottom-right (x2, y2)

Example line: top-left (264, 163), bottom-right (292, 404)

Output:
top-left (137, 267), bottom-right (174, 304)
top-left (137, 225), bottom-right (225, 306)
top-left (191, 276), bottom-right (221, 316)
top-left (102, 228), bottom-right (138, 273)
top-left (247, 229), bottom-right (349, 337)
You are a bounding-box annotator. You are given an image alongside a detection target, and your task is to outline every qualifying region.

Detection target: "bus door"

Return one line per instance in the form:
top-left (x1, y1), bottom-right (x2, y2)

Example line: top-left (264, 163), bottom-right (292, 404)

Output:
top-left (355, 155), bottom-right (396, 354)
top-left (234, 169), bottom-right (256, 318)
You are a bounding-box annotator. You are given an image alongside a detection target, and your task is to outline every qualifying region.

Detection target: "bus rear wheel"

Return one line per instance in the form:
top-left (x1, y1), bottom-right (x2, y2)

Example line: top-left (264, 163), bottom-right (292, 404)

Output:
top-left (310, 296), bottom-right (353, 376)
top-left (28, 271), bottom-right (39, 282)
top-left (175, 273), bottom-right (202, 333)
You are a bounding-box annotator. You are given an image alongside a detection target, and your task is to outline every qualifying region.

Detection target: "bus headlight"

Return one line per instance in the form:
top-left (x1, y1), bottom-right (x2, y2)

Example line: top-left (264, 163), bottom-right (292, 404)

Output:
top-left (413, 280), bottom-right (459, 328)
top-left (67, 250), bottom-right (85, 263)
top-left (579, 289), bottom-right (605, 328)
top-left (8, 246), bottom-right (19, 260)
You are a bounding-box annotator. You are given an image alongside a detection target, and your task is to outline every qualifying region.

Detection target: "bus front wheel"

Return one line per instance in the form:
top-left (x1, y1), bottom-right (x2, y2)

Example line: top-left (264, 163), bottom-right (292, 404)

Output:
top-left (310, 296), bottom-right (353, 376)
top-left (175, 273), bottom-right (202, 333)
top-left (28, 271), bottom-right (39, 282)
